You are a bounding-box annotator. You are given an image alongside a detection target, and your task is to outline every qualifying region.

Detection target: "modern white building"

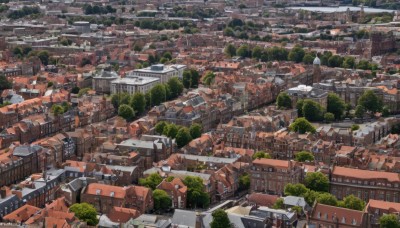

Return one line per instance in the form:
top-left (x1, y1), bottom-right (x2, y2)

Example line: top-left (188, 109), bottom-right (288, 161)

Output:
top-left (110, 76), bottom-right (160, 95)
top-left (127, 64), bottom-right (186, 83)
top-left (92, 68), bottom-right (119, 94)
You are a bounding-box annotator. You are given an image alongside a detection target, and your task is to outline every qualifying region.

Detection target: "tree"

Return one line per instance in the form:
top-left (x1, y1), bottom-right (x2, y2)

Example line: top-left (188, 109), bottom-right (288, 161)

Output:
top-left (302, 99), bottom-right (323, 121)
top-left (296, 99), bottom-right (304, 117)
top-left (176, 127), bottom-right (192, 148)
top-left (289, 117), bottom-right (316, 134)
top-left (288, 46), bottom-right (305, 63)
top-left (167, 77), bottom-right (184, 99)
top-left (163, 123), bottom-right (179, 138)
top-left (139, 173), bottom-right (163, 190)
top-left (189, 123), bottom-right (202, 139)
top-left (295, 151), bottom-right (314, 162)
top-left (342, 56), bottom-right (355, 69)
top-left (163, 51), bottom-right (172, 60)
top-left (71, 86), bottom-right (80, 94)
top-left (355, 105), bottom-right (365, 119)
top-left (236, 44), bottom-right (249, 58)
top-left (327, 55), bottom-right (343, 68)
top-left (339, 195), bottom-right (365, 211)
top-left (69, 203), bottom-right (99, 226)
top-left (223, 27), bottom-right (235, 37)
top-left (358, 90), bottom-right (383, 114)
top-left (327, 93), bottom-right (345, 120)
top-left (184, 176), bottom-right (210, 208)
top-left (130, 92), bottom-right (146, 114)
top-left (284, 183), bottom-right (309, 197)
top-left (305, 172), bottom-right (329, 192)
top-left (183, 70), bottom-right (192, 89)
top-left (252, 151), bottom-right (272, 160)
top-left (155, 121), bottom-right (168, 135)
top-left (224, 44), bottom-right (236, 57)
top-left (77, 88), bottom-right (91, 97)
top-left (37, 50), bottom-right (50, 65)
top-left (133, 44), bottom-right (142, 52)
top-left (276, 92), bottom-right (292, 109)
top-left (252, 46), bottom-right (262, 59)
top-left (0, 74), bottom-right (12, 91)
top-left (324, 112), bottom-right (335, 123)
top-left (272, 198), bottom-right (284, 209)
top-left (51, 104), bottom-right (65, 116)
top-left (238, 173), bottom-right (250, 191)
top-left (379, 214), bottom-right (400, 228)
top-left (317, 193), bottom-right (338, 206)
top-left (189, 69), bottom-right (199, 88)
top-left (150, 84), bottom-right (166, 105)
top-left (118, 104), bottom-right (135, 121)
top-left (153, 189), bottom-right (172, 212)
top-left (211, 209), bottom-right (232, 228)
top-left (202, 71), bottom-right (215, 86)
top-left (351, 124), bottom-right (360, 131)
top-left (303, 54), bottom-right (314, 65)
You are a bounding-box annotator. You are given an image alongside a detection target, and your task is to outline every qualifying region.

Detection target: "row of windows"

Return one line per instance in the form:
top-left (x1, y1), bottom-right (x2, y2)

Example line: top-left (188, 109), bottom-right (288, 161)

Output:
top-left (332, 178), bottom-right (399, 188)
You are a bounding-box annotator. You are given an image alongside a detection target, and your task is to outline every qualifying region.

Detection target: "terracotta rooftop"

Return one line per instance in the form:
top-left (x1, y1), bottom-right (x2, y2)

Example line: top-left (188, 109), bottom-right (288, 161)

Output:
top-left (310, 203), bottom-right (365, 226)
top-left (3, 204), bottom-right (41, 223)
top-left (367, 199), bottom-right (400, 213)
top-left (252, 158), bottom-right (291, 168)
top-left (332, 166), bottom-right (400, 182)
top-left (86, 183), bottom-right (126, 199)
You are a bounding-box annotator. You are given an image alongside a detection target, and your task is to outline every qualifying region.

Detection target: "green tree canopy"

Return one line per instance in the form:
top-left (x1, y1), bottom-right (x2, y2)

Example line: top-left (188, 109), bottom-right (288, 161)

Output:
top-left (71, 86), bottom-right (80, 94)
top-left (296, 99), bottom-right (304, 117)
top-left (273, 198), bottom-right (284, 209)
top-left (224, 44), bottom-right (236, 57)
top-left (252, 151), bottom-right (272, 160)
top-left (189, 123), bottom-right (202, 139)
top-left (252, 46), bottom-right (262, 59)
top-left (327, 93), bottom-right (345, 120)
top-left (223, 27), bottom-right (235, 37)
top-left (327, 55), bottom-right (343, 68)
top-left (163, 123), bottom-right (179, 139)
top-left (202, 71), bottom-right (216, 86)
top-left (358, 90), bottom-right (383, 114)
top-left (355, 105), bottom-right (365, 119)
top-left (342, 56), bottom-right (355, 69)
top-left (324, 112), bottom-right (335, 123)
top-left (155, 121), bottom-right (168, 135)
top-left (0, 74), bottom-right (12, 91)
top-left (238, 173), bottom-right (250, 191)
top-left (51, 104), bottom-right (65, 116)
top-left (139, 173), bottom-right (163, 190)
top-left (130, 92), bottom-right (146, 114)
top-left (211, 209), bottom-right (232, 228)
top-left (305, 172), bottom-right (329, 192)
top-left (294, 151), bottom-right (314, 162)
top-left (118, 104), bottom-right (135, 121)
top-left (167, 77), bottom-right (184, 99)
top-left (236, 44), bottom-right (250, 58)
top-left (69, 203), bottom-right (99, 226)
top-left (303, 54), bottom-right (314, 65)
top-left (339, 195), bottom-right (365, 211)
top-left (153, 189), bottom-right (172, 212)
top-left (175, 127), bottom-right (192, 148)
top-left (288, 46), bottom-right (305, 63)
top-left (316, 192), bottom-right (338, 206)
top-left (183, 176), bottom-right (210, 208)
top-left (277, 92), bottom-right (292, 109)
top-left (302, 99), bottom-right (323, 121)
top-left (379, 214), bottom-right (400, 228)
top-left (289, 117), bottom-right (316, 134)
top-left (284, 183), bottom-right (309, 197)
top-left (150, 84), bottom-right (167, 106)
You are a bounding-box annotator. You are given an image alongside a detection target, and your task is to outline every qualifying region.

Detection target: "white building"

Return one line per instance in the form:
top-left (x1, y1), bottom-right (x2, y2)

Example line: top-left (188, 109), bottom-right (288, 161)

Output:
top-left (110, 76), bottom-right (160, 95)
top-left (127, 64), bottom-right (186, 83)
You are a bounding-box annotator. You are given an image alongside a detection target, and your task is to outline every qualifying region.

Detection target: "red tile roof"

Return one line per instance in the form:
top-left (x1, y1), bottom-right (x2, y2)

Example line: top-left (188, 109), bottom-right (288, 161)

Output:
top-left (252, 158), bottom-right (290, 168)
top-left (367, 199), bottom-right (400, 213)
top-left (332, 166), bottom-right (400, 182)
top-left (3, 204), bottom-right (41, 223)
top-left (311, 203), bottom-right (365, 226)
top-left (86, 183), bottom-right (126, 199)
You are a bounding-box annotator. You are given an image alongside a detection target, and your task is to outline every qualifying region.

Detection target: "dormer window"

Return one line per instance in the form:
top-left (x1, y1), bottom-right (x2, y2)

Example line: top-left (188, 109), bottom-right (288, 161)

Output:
top-left (96, 189), bottom-right (101, 195)
top-left (110, 192), bottom-right (114, 197)
top-left (342, 217), bottom-right (346, 224)
top-left (352, 219), bottom-right (357, 225)
top-left (317, 212), bottom-right (321, 219)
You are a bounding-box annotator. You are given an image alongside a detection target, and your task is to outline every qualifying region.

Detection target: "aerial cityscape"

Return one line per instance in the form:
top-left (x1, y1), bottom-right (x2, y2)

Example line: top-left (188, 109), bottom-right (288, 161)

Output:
top-left (0, 0), bottom-right (399, 227)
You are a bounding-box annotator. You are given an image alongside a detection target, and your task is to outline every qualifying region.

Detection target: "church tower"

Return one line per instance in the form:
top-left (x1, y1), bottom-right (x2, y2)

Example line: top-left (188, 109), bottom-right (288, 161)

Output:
top-left (313, 56), bottom-right (321, 84)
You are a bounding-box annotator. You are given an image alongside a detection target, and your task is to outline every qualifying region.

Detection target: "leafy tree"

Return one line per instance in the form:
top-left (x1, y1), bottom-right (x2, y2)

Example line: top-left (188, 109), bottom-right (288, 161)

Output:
top-left (238, 173), bottom-right (250, 191)
top-left (77, 88), bottom-right (91, 97)
top-left (0, 74), bottom-right (12, 91)
top-left (252, 46), bottom-right (262, 59)
top-left (236, 44), bottom-right (250, 58)
top-left (296, 99), bottom-right (304, 117)
top-left (71, 86), bottom-right (80, 94)
top-left (358, 90), bottom-right (383, 114)
top-left (133, 44), bottom-right (142, 52)
top-left (342, 56), bottom-right (355, 69)
top-left (13, 47), bottom-right (22, 57)
top-left (183, 70), bottom-right (192, 89)
top-left (305, 172), bottom-right (329, 192)
top-left (189, 69), bottom-right (199, 88)
top-left (163, 51), bottom-right (172, 60)
top-left (272, 198), bottom-right (284, 209)
top-left (160, 57), bottom-right (168, 64)
top-left (175, 127), bottom-right (192, 148)
top-left (69, 203), bottom-right (99, 226)
top-left (379, 214), bottom-right (400, 228)
top-left (37, 50), bottom-right (50, 65)
top-left (118, 104), bottom-right (135, 121)
top-left (292, 206), bottom-right (302, 214)
top-left (339, 195), bottom-right (365, 211)
top-left (284, 183), bottom-right (309, 197)
top-left (324, 112), bottom-right (335, 123)
top-left (153, 189), bottom-right (172, 212)
top-left (224, 44), bottom-right (236, 57)
top-left (357, 60), bottom-right (372, 70)
top-left (202, 71), bottom-right (216, 86)
top-left (163, 123), bottom-right (179, 138)
top-left (351, 124), bottom-right (360, 131)
top-left (288, 46), bottom-right (305, 63)
top-left (155, 121), bottom-right (168, 135)
top-left (294, 151), bottom-right (314, 162)
top-left (184, 176), bottom-right (210, 208)
top-left (289, 117), bottom-right (316, 134)
top-left (303, 189), bottom-right (320, 205)
top-left (211, 209), bottom-right (232, 228)
top-left (317, 193), bottom-right (338, 206)
top-left (130, 92), bottom-right (146, 114)
top-left (327, 93), bottom-right (345, 120)
top-left (223, 27), bottom-right (235, 37)
top-left (150, 84), bottom-right (166, 105)
top-left (303, 54), bottom-right (314, 65)
top-left (252, 151), bottom-right (272, 160)
top-left (22, 46), bottom-right (32, 55)
top-left (355, 105), bottom-right (365, 119)
top-left (189, 123), bottom-right (202, 139)
top-left (327, 55), bottom-right (343, 68)
top-left (228, 18), bottom-right (244, 27)
top-left (167, 77), bottom-right (184, 99)
top-left (382, 106), bottom-right (390, 117)
top-left (139, 173), bottom-right (163, 190)
top-left (302, 99), bottom-right (323, 121)
top-left (276, 92), bottom-right (292, 109)
top-left (51, 104), bottom-right (65, 116)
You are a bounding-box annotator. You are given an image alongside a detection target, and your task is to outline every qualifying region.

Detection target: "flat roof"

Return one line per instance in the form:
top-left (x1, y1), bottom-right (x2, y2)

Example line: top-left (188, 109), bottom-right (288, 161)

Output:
top-left (111, 76), bottom-right (159, 86)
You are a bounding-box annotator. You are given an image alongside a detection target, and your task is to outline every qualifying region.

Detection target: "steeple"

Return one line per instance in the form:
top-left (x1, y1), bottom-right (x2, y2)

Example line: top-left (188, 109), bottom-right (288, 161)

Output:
top-left (313, 55), bottom-right (321, 84)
